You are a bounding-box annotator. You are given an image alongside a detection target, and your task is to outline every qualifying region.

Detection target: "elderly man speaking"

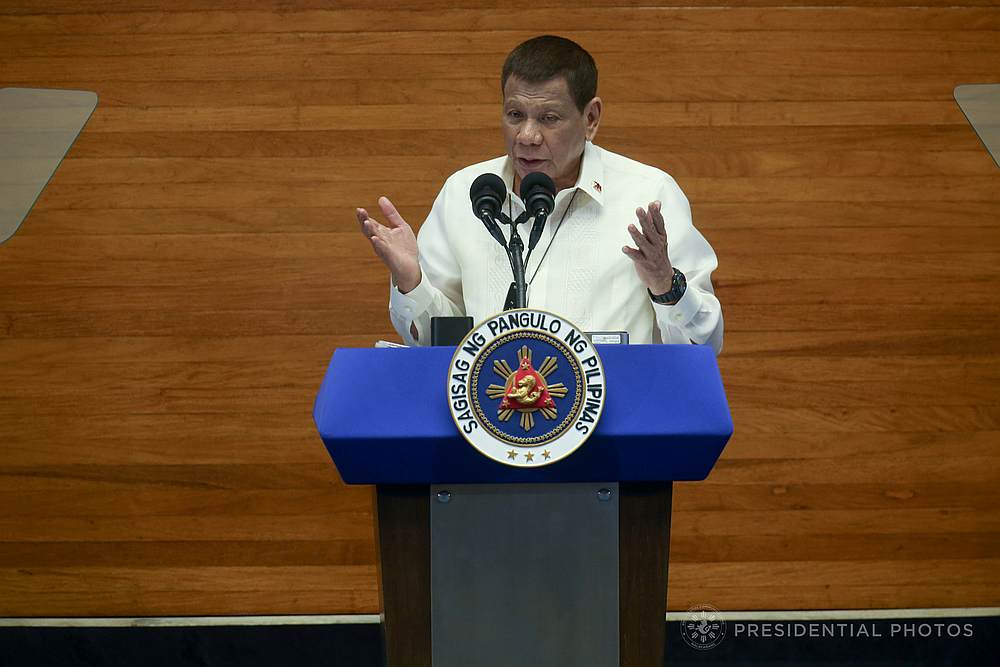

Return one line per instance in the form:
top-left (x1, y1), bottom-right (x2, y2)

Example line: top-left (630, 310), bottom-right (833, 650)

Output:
top-left (356, 35), bottom-right (723, 353)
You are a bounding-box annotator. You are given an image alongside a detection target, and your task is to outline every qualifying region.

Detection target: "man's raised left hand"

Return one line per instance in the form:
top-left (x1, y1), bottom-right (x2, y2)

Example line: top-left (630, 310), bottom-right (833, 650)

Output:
top-left (622, 200), bottom-right (673, 295)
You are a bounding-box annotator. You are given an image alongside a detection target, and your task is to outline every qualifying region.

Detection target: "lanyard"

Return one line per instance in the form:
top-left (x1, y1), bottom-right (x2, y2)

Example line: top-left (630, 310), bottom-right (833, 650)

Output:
top-left (507, 188), bottom-right (580, 290)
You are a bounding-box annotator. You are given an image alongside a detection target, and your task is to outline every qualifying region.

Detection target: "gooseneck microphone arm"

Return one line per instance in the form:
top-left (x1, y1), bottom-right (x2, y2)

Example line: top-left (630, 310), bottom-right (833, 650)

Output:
top-left (520, 172), bottom-right (557, 269)
top-left (476, 207), bottom-right (509, 250)
top-left (522, 211), bottom-right (547, 268)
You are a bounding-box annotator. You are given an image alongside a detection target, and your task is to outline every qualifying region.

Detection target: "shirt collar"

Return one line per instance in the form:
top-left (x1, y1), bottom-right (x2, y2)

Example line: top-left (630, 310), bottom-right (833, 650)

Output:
top-left (575, 140), bottom-right (605, 206)
top-left (500, 140), bottom-right (605, 207)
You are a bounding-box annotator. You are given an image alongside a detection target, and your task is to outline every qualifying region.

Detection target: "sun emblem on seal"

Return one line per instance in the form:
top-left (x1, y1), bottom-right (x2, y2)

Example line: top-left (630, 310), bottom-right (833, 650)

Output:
top-left (485, 345), bottom-right (569, 431)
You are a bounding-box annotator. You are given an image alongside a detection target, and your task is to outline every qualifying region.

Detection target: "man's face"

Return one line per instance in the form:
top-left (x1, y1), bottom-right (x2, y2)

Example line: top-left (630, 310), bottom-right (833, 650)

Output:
top-left (502, 75), bottom-right (601, 193)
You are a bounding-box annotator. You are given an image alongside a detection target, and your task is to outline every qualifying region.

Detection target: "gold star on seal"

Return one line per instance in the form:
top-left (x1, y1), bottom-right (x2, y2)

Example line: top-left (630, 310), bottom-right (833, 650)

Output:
top-left (542, 450), bottom-right (551, 460)
top-left (525, 452), bottom-right (535, 462)
top-left (507, 449), bottom-right (518, 460)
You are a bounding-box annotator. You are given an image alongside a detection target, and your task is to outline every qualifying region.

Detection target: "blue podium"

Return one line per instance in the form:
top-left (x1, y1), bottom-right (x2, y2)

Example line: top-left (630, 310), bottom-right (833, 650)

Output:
top-left (314, 344), bottom-right (732, 666)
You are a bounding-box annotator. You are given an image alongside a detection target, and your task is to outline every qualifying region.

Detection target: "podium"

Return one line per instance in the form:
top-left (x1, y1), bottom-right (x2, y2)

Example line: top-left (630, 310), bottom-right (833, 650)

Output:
top-left (314, 344), bottom-right (732, 666)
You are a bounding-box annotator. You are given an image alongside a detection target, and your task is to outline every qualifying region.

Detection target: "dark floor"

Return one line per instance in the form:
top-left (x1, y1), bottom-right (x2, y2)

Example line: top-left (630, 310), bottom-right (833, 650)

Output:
top-left (0, 616), bottom-right (995, 666)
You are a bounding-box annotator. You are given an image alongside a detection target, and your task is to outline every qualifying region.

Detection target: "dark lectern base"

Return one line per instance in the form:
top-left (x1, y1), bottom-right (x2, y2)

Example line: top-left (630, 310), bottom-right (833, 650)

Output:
top-left (374, 485), bottom-right (432, 666)
top-left (375, 482), bottom-right (673, 667)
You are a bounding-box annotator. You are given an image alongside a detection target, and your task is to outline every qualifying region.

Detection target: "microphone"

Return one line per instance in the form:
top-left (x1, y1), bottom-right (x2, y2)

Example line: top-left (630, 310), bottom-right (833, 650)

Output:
top-left (470, 173), bottom-right (508, 248)
top-left (519, 172), bottom-right (556, 252)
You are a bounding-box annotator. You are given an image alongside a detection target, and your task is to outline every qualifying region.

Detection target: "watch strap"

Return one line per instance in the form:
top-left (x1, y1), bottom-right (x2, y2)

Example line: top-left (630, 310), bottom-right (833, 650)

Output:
top-left (648, 268), bottom-right (687, 305)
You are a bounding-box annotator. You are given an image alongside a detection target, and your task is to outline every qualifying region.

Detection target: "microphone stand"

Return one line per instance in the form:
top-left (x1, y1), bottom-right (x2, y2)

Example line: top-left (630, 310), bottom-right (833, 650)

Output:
top-left (495, 211), bottom-right (531, 310)
top-left (507, 225), bottom-right (527, 309)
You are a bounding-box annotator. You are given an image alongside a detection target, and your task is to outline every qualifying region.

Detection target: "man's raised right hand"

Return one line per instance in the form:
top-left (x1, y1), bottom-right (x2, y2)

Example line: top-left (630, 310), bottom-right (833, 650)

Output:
top-left (356, 196), bottom-right (422, 294)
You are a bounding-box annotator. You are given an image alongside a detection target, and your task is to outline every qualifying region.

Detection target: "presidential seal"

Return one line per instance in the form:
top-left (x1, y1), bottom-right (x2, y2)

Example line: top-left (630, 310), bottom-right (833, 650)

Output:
top-left (448, 309), bottom-right (606, 467)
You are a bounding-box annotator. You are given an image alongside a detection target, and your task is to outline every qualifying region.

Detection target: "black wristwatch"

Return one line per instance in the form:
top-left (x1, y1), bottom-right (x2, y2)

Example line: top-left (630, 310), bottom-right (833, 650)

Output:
top-left (648, 268), bottom-right (687, 305)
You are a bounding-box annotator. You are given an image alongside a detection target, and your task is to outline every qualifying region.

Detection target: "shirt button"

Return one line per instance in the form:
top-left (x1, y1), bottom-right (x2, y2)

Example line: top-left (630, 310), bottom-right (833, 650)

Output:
top-left (672, 312), bottom-right (683, 321)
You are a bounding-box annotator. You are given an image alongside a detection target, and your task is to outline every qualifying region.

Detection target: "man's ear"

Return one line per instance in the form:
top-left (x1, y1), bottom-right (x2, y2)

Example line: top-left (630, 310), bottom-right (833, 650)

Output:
top-left (585, 97), bottom-right (603, 141)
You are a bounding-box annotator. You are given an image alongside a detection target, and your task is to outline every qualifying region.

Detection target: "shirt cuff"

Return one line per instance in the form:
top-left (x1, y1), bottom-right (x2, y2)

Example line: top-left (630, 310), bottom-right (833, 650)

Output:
top-left (650, 282), bottom-right (705, 328)
top-left (389, 274), bottom-right (434, 322)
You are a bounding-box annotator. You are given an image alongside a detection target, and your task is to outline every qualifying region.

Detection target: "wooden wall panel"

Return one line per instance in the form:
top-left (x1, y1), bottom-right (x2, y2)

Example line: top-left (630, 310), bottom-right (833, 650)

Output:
top-left (0, 0), bottom-right (998, 615)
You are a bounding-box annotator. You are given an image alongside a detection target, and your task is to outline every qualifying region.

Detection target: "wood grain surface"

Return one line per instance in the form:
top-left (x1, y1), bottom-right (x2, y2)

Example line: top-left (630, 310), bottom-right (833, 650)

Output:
top-left (0, 0), bottom-right (998, 616)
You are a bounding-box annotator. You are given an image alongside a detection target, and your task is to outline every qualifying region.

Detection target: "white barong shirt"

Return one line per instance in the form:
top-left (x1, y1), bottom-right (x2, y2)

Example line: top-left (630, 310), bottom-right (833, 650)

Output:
top-left (389, 141), bottom-right (723, 353)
